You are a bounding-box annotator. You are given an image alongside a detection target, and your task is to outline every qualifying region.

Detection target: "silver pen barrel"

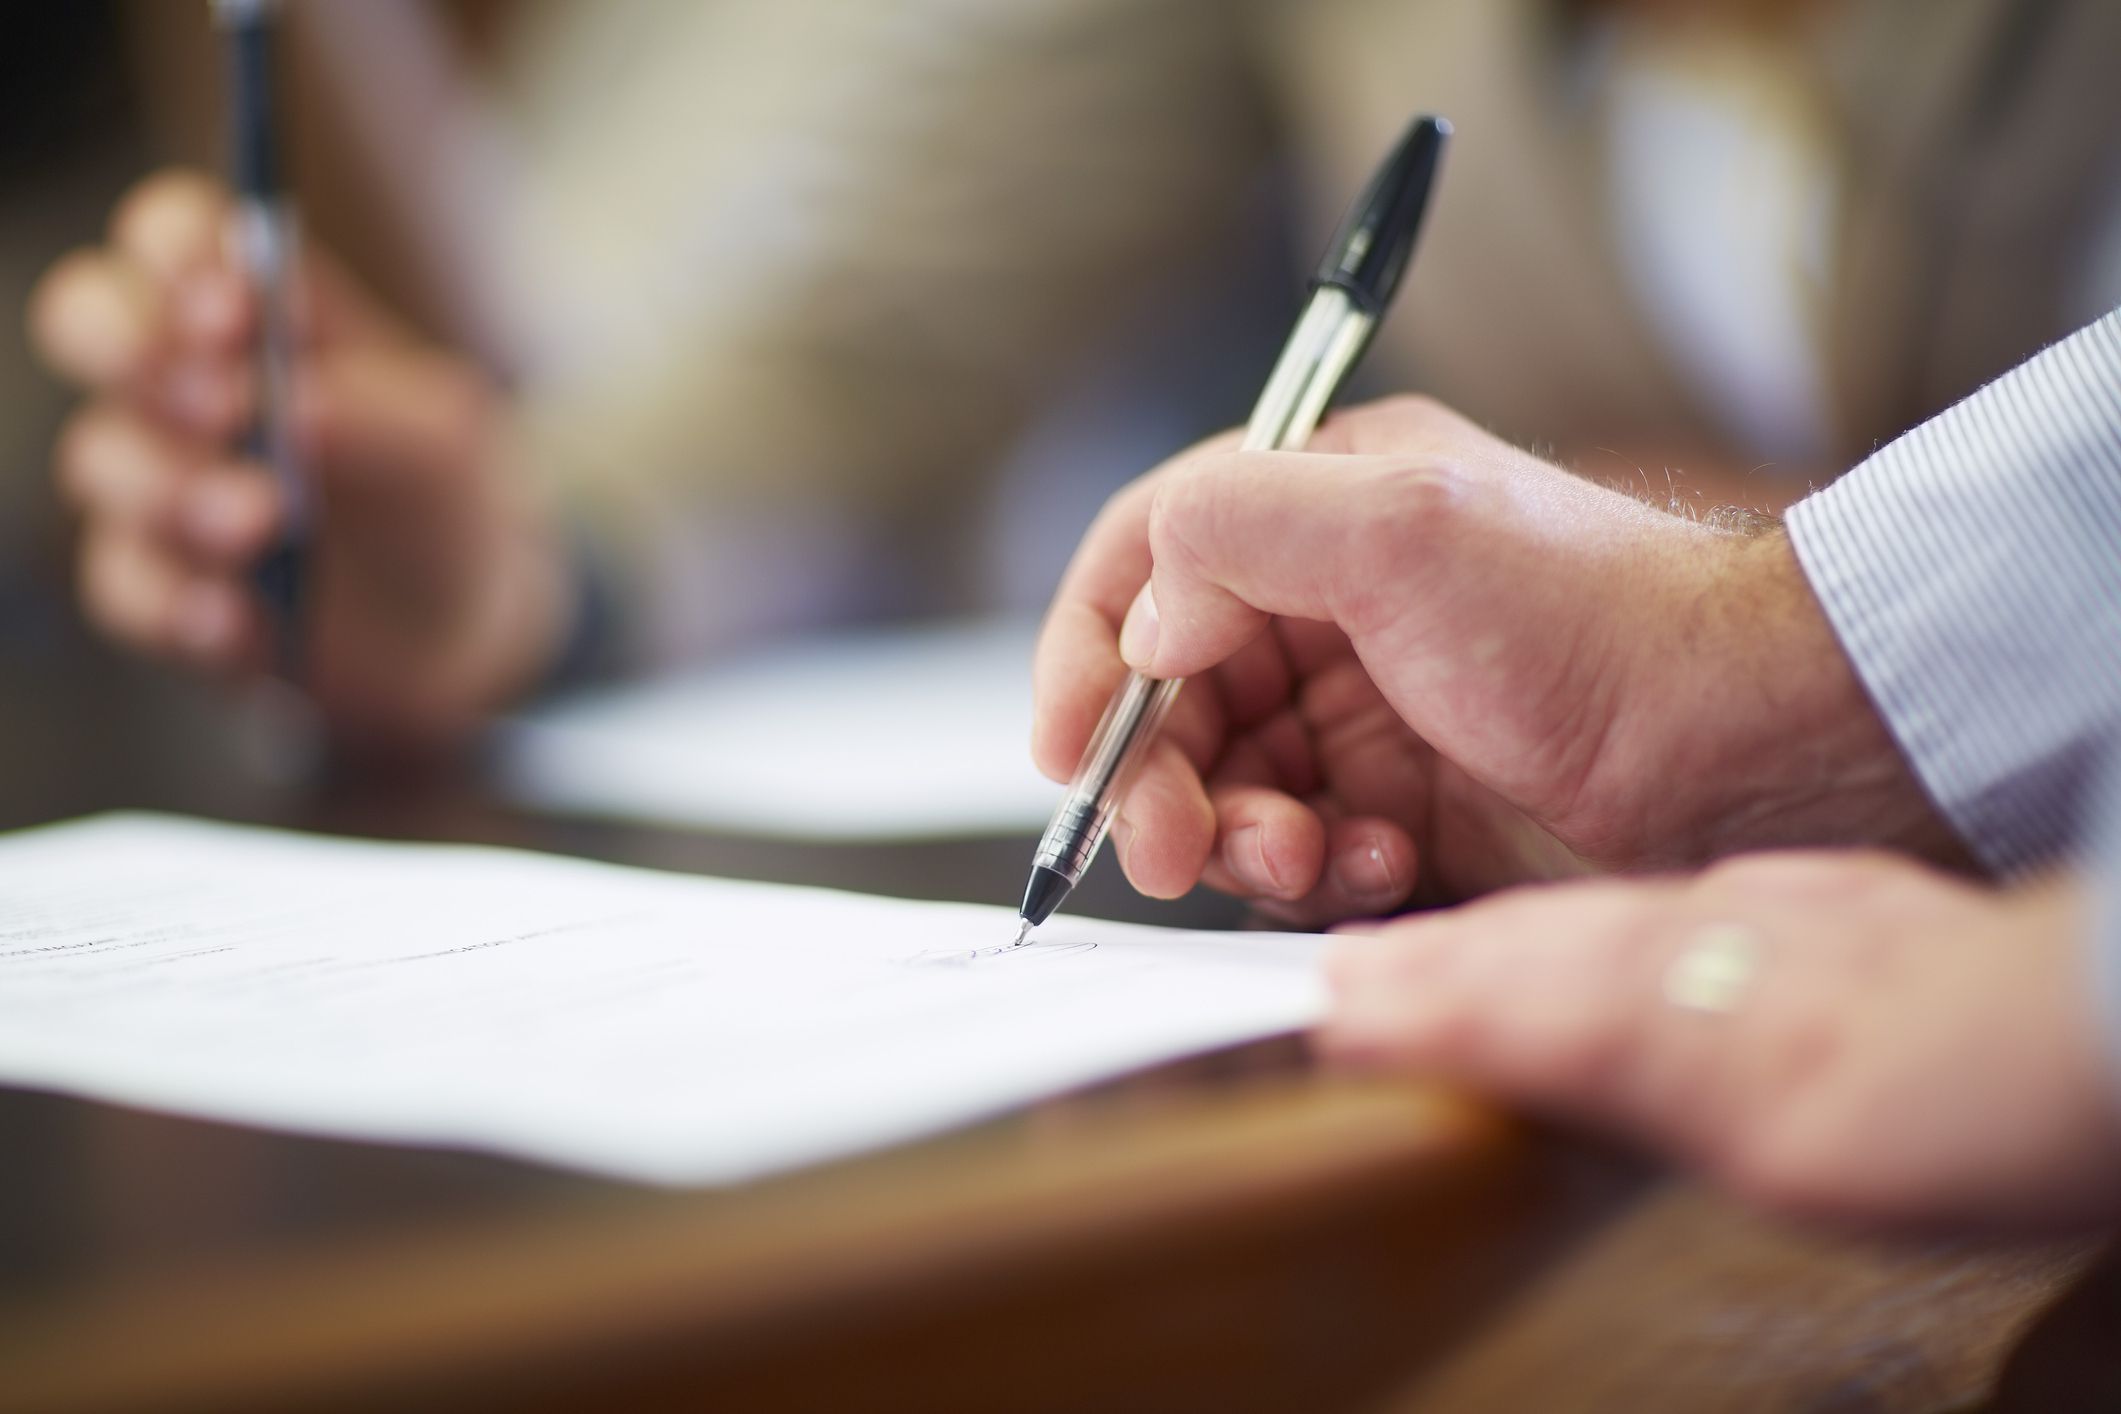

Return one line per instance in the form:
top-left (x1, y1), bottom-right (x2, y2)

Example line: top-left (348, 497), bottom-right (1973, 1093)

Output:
top-left (1020, 289), bottom-right (1375, 926)
top-left (213, 0), bottom-right (311, 676)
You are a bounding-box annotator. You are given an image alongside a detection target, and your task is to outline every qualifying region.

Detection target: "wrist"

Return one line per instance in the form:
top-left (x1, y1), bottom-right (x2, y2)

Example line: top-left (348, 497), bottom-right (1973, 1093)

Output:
top-left (1654, 530), bottom-right (1975, 868)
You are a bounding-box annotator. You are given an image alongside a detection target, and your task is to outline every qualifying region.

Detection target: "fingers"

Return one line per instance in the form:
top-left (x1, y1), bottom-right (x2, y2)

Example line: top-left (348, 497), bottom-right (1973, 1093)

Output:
top-left (1200, 783), bottom-right (1327, 901)
top-left (29, 249), bottom-right (163, 389)
top-left (1246, 814), bottom-right (1418, 927)
top-left (31, 171), bottom-right (239, 386)
top-left (1031, 428), bottom-right (1250, 781)
top-left (1108, 738), bottom-right (1217, 899)
top-left (1032, 478), bottom-right (1158, 781)
top-left (31, 169), bottom-right (398, 412)
top-left (55, 404), bottom-right (189, 530)
top-left (109, 170), bottom-right (278, 365)
top-left (79, 522), bottom-right (263, 670)
top-left (30, 171), bottom-right (253, 445)
top-left (1317, 871), bottom-right (1821, 1180)
top-left (1319, 879), bottom-right (1705, 1131)
top-left (56, 404), bottom-right (279, 564)
top-left (1194, 780), bottom-right (1417, 926)
top-left (1321, 859), bottom-right (2121, 1228)
top-left (58, 398), bottom-right (279, 673)
top-left (1123, 449), bottom-right (1455, 680)
top-left (111, 169), bottom-right (228, 278)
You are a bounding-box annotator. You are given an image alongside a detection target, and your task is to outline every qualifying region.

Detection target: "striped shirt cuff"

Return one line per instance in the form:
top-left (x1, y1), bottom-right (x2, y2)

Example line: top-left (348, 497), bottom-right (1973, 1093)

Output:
top-left (2096, 758), bottom-right (2121, 1092)
top-left (1786, 310), bottom-right (2121, 876)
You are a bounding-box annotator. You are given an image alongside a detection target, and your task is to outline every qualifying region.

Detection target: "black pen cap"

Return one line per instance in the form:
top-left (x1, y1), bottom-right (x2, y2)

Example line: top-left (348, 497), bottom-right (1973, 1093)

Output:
top-left (1311, 115), bottom-right (1451, 316)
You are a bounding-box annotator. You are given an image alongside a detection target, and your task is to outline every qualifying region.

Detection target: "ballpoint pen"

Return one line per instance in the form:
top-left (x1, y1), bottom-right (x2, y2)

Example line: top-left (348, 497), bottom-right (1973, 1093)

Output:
top-left (213, 0), bottom-right (310, 676)
top-left (1013, 113), bottom-right (1451, 944)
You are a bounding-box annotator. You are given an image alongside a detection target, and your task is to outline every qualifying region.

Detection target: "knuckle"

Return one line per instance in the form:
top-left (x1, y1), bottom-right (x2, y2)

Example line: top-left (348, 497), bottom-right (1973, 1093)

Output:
top-left (27, 245), bottom-right (87, 312)
top-left (54, 409), bottom-right (175, 522)
top-left (27, 250), bottom-right (109, 362)
top-left (1372, 456), bottom-right (1468, 528)
top-left (1144, 463), bottom-right (1213, 573)
top-left (111, 169), bottom-right (225, 248)
top-left (1342, 460), bottom-right (1467, 584)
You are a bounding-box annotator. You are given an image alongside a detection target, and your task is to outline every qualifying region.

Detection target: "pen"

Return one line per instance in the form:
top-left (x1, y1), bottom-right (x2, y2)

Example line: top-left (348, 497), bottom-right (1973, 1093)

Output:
top-left (1014, 113), bottom-right (1450, 942)
top-left (213, 0), bottom-right (310, 676)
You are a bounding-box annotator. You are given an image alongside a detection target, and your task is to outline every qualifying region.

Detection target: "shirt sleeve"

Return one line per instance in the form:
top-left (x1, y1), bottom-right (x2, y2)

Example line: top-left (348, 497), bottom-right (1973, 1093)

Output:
top-left (1786, 309), bottom-right (2121, 876)
top-left (2091, 754), bottom-right (2121, 1088)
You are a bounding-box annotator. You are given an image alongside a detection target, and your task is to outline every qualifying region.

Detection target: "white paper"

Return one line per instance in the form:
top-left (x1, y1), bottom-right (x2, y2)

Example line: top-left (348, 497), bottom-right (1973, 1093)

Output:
top-left (0, 815), bottom-right (1323, 1185)
top-left (491, 617), bottom-right (1062, 840)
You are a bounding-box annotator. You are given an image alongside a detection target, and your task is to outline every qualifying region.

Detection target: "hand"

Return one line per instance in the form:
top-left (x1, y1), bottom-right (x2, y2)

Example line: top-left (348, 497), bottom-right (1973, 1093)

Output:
top-left (28, 170), bottom-right (566, 742)
top-left (1031, 395), bottom-right (1965, 923)
top-left (1321, 851), bottom-right (2121, 1229)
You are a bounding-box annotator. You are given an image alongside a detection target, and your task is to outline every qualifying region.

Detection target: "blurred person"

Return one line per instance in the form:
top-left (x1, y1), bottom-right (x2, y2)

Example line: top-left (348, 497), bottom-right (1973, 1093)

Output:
top-left (25, 0), bottom-right (2121, 745)
top-left (0, 4), bottom-right (283, 831)
top-left (1028, 307), bottom-right (2121, 1226)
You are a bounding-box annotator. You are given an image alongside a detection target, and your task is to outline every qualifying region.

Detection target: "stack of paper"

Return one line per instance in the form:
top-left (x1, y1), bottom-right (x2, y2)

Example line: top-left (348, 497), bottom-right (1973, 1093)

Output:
top-left (0, 815), bottom-right (1323, 1185)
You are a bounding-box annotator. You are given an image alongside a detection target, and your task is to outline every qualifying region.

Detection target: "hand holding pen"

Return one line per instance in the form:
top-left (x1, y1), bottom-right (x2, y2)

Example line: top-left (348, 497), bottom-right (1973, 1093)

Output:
top-left (29, 187), bottom-right (561, 744)
top-left (20, 0), bottom-right (567, 745)
top-left (1016, 117), bottom-right (1449, 936)
top-left (1024, 111), bottom-right (1922, 923)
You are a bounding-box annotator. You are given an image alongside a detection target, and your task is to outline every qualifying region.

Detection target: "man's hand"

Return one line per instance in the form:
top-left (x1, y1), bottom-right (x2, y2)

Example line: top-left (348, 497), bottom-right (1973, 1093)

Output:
top-left (28, 170), bottom-right (566, 742)
top-left (1031, 395), bottom-right (1964, 922)
top-left (1321, 852), bottom-right (2121, 1229)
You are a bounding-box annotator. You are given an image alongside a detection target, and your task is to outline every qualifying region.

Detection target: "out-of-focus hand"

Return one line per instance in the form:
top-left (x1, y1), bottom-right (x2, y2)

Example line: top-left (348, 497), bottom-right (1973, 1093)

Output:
top-left (1031, 395), bottom-right (1964, 923)
top-left (28, 170), bottom-right (565, 743)
top-left (1322, 852), bottom-right (2121, 1230)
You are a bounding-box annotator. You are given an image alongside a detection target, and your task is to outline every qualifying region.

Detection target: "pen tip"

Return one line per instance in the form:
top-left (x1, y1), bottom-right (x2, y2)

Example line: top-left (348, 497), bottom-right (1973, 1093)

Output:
top-left (1012, 918), bottom-right (1031, 949)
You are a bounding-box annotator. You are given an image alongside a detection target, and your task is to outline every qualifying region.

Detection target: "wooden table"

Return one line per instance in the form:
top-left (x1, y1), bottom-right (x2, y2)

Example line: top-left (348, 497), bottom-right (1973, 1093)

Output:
top-left (0, 770), bottom-right (2113, 1412)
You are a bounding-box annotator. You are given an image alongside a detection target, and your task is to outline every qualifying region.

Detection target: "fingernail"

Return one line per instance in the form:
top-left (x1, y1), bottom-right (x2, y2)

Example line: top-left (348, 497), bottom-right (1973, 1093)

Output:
top-left (1222, 824), bottom-right (1283, 896)
top-left (1118, 585), bottom-right (1160, 670)
top-left (1110, 815), bottom-right (1137, 874)
top-left (173, 587), bottom-right (236, 656)
top-left (1330, 840), bottom-right (1402, 907)
top-left (187, 479), bottom-right (260, 553)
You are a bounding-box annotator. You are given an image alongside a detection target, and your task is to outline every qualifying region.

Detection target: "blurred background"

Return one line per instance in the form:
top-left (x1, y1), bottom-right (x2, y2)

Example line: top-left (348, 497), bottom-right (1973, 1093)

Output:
top-left (5, 0), bottom-right (2120, 832)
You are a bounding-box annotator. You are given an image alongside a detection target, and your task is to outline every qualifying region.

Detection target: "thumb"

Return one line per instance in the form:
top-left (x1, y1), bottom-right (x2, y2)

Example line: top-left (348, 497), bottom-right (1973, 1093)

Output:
top-left (1122, 450), bottom-right (1440, 679)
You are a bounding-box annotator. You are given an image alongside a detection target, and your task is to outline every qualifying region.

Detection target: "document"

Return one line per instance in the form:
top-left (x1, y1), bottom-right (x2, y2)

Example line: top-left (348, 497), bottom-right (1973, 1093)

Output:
top-left (492, 617), bottom-right (1062, 840)
top-left (0, 815), bottom-right (1323, 1185)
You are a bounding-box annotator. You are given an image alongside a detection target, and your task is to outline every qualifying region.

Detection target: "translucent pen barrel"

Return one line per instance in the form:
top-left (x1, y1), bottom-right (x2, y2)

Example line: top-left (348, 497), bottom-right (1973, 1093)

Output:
top-left (1031, 671), bottom-right (1185, 890)
top-left (1025, 290), bottom-right (1375, 919)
